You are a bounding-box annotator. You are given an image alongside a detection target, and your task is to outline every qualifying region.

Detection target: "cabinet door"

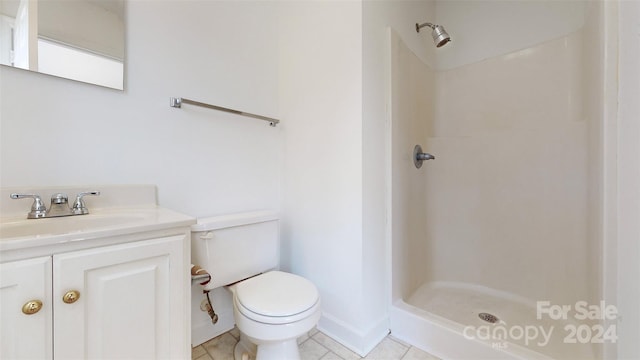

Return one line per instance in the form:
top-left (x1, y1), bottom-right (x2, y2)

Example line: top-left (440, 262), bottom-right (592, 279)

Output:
top-left (53, 235), bottom-right (188, 359)
top-left (0, 256), bottom-right (53, 360)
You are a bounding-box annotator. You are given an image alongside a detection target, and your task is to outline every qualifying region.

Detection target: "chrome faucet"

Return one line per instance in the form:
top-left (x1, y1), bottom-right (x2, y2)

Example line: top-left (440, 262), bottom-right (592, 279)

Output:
top-left (10, 191), bottom-right (100, 219)
top-left (413, 144), bottom-right (436, 169)
top-left (48, 193), bottom-right (73, 217)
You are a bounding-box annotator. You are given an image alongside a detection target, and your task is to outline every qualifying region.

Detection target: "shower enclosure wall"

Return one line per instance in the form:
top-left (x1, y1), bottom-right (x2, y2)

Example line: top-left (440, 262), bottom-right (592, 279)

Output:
top-left (388, 2), bottom-right (610, 359)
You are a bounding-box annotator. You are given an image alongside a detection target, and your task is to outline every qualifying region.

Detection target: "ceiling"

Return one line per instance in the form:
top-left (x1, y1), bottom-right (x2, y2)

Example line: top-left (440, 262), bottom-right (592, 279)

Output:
top-left (0, 0), bottom-right (124, 19)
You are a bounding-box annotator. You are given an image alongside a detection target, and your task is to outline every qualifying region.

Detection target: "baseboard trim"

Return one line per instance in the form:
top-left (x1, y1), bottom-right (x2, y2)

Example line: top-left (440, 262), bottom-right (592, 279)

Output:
top-left (191, 315), bottom-right (235, 347)
top-left (317, 313), bottom-right (389, 357)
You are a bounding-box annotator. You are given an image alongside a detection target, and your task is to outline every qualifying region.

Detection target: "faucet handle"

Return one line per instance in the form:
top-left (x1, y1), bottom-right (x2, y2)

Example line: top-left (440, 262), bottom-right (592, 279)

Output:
top-left (72, 191), bottom-right (100, 215)
top-left (10, 193), bottom-right (47, 219)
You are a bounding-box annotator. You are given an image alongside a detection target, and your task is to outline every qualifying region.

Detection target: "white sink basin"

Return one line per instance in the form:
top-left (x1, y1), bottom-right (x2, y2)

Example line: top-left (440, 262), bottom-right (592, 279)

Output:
top-left (0, 212), bottom-right (152, 239)
top-left (0, 186), bottom-right (196, 258)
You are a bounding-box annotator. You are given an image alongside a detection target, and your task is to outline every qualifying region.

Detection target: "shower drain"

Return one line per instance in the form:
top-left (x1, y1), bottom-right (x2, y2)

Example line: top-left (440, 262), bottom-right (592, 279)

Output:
top-left (478, 312), bottom-right (500, 324)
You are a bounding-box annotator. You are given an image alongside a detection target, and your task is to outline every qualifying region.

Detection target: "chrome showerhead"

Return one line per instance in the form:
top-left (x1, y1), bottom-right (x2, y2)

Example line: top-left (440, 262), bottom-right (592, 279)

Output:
top-left (431, 25), bottom-right (451, 47)
top-left (416, 22), bottom-right (451, 48)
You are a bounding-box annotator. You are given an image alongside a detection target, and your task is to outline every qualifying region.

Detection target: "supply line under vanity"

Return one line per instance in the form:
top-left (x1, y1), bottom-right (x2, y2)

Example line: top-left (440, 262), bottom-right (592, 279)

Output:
top-left (170, 97), bottom-right (280, 127)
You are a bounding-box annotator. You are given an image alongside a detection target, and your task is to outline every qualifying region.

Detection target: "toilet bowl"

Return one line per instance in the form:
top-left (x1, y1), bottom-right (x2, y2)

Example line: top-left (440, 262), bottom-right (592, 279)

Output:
top-left (190, 211), bottom-right (321, 360)
top-left (228, 271), bottom-right (321, 360)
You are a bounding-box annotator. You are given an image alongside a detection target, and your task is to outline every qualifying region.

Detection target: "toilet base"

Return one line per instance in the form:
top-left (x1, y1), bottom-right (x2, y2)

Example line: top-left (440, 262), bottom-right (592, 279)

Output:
top-left (234, 332), bottom-right (300, 360)
top-left (256, 339), bottom-right (300, 360)
top-left (234, 334), bottom-right (256, 360)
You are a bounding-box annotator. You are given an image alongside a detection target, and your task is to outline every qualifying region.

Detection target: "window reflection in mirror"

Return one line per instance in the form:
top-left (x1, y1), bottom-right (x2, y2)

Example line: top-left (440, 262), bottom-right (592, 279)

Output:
top-left (0, 0), bottom-right (124, 90)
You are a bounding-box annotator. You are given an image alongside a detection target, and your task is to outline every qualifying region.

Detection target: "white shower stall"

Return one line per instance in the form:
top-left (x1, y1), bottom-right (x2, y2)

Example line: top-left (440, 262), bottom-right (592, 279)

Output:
top-left (387, 1), bottom-right (615, 358)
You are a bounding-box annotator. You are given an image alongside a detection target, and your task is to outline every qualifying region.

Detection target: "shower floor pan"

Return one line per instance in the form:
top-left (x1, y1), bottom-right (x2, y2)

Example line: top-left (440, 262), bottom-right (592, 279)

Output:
top-left (390, 282), bottom-right (598, 359)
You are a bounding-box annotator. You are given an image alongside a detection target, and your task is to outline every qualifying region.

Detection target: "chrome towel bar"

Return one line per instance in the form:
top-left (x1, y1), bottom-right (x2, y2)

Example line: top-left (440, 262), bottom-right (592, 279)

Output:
top-left (170, 97), bottom-right (280, 127)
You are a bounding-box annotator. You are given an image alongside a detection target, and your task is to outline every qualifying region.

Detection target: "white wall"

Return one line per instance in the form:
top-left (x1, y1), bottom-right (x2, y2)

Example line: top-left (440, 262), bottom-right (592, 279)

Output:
top-left (362, 0), bottom-right (436, 352)
top-left (3, 0), bottom-right (632, 357)
top-left (427, 32), bottom-right (590, 305)
top-left (12, 0), bottom-right (37, 70)
top-left (1, 1), bottom-right (282, 217)
top-left (583, 5), bottom-right (609, 356)
top-left (435, 0), bottom-right (586, 70)
top-left (277, 1), bottom-right (376, 354)
top-left (277, 1), bottom-right (441, 354)
top-left (1, 0), bottom-right (282, 345)
top-left (388, 28), bottom-right (435, 301)
top-left (0, 0), bottom-right (398, 354)
top-left (582, 1), bottom-right (640, 357)
top-left (38, 0), bottom-right (124, 59)
top-left (616, 0), bottom-right (640, 357)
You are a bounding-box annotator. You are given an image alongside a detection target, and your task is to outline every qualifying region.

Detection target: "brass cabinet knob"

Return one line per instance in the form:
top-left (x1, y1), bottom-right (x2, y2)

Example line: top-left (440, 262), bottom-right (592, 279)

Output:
top-left (62, 290), bottom-right (80, 304)
top-left (22, 300), bottom-right (43, 315)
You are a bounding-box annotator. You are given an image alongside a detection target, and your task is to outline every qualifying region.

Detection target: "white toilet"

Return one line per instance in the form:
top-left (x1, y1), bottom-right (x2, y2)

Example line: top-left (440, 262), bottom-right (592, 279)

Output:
top-left (191, 211), bottom-right (321, 360)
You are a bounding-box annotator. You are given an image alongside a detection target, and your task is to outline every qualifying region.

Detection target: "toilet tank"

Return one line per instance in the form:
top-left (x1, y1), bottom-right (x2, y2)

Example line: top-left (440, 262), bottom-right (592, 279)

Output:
top-left (191, 211), bottom-right (279, 290)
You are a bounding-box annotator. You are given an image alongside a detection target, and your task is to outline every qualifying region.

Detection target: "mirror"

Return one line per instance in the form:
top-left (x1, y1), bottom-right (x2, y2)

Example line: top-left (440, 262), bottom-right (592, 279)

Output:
top-left (0, 0), bottom-right (124, 90)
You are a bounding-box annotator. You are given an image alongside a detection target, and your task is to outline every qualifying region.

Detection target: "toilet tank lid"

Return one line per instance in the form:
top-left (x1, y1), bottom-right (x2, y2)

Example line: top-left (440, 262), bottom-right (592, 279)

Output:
top-left (191, 210), bottom-right (278, 232)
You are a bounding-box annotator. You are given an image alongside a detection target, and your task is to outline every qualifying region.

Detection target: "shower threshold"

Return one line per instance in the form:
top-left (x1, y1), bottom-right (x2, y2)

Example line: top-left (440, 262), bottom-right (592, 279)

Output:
top-left (390, 282), bottom-right (599, 359)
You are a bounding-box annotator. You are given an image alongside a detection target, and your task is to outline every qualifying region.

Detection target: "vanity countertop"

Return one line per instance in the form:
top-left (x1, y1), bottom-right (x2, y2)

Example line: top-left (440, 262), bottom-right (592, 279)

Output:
top-left (0, 185), bottom-right (195, 262)
top-left (0, 206), bottom-right (195, 250)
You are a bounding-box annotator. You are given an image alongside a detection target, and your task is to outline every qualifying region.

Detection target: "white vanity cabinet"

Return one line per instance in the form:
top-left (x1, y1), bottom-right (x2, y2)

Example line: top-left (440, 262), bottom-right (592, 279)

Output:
top-left (54, 233), bottom-right (188, 359)
top-left (0, 256), bottom-right (53, 359)
top-left (0, 229), bottom-right (191, 359)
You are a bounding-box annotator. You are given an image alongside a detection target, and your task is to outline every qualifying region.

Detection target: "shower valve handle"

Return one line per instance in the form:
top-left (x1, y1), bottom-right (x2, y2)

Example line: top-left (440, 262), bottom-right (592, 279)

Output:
top-left (416, 153), bottom-right (435, 161)
top-left (413, 144), bottom-right (435, 169)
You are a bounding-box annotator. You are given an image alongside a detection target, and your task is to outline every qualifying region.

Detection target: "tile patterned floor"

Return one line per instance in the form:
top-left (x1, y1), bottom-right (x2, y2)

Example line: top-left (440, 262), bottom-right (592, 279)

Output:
top-left (192, 327), bottom-right (441, 360)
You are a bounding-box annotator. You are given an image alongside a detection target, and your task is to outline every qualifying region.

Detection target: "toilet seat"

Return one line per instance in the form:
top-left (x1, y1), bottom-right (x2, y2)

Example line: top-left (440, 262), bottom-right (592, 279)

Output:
top-left (232, 271), bottom-right (320, 325)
